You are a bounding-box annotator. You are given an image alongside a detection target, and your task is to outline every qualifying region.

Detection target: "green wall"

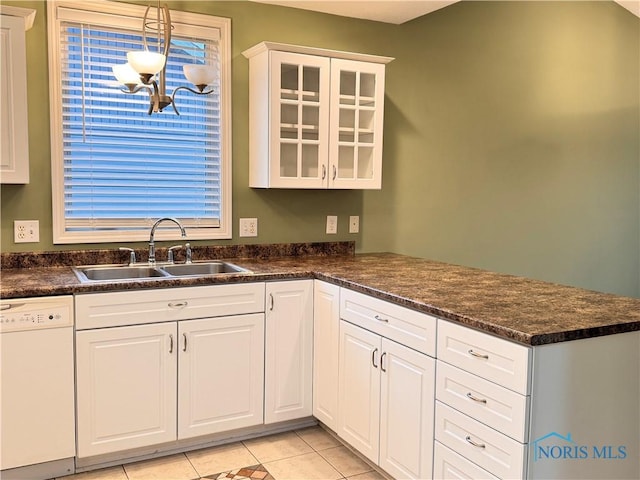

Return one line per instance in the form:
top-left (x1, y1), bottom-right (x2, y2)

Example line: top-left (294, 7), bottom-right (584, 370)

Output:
top-left (363, 0), bottom-right (640, 298)
top-left (1, 1), bottom-right (638, 298)
top-left (0, 0), bottom-right (398, 252)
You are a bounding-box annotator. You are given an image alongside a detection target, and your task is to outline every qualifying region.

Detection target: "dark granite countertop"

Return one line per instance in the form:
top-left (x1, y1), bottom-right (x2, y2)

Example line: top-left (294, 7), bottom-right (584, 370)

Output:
top-left (2, 245), bottom-right (639, 346)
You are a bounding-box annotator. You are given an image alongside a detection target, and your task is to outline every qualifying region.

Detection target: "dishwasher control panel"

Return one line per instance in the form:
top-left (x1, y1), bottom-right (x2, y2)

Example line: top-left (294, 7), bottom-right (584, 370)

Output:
top-left (0, 296), bottom-right (74, 333)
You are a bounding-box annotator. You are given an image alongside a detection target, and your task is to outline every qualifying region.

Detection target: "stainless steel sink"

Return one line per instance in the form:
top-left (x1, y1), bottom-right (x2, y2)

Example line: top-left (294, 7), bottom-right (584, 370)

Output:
top-left (73, 261), bottom-right (251, 283)
top-left (74, 265), bottom-right (170, 282)
top-left (160, 262), bottom-right (249, 276)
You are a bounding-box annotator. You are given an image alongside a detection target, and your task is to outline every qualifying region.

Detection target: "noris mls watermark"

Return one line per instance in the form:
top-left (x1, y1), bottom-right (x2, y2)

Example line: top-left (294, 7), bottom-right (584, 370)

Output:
top-left (532, 432), bottom-right (627, 462)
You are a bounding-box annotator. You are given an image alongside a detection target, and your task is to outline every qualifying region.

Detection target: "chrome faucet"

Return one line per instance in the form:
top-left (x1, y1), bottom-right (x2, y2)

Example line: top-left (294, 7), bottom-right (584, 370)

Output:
top-left (148, 217), bottom-right (186, 265)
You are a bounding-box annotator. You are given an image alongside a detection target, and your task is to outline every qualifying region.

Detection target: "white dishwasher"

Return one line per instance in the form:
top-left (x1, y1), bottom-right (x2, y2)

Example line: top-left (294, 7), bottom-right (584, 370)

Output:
top-left (0, 295), bottom-right (75, 480)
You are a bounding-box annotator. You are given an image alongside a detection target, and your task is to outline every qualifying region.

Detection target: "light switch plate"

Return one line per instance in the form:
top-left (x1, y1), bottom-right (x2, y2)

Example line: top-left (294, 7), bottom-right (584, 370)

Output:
top-left (14, 220), bottom-right (40, 243)
top-left (326, 215), bottom-right (338, 234)
top-left (349, 216), bottom-right (360, 234)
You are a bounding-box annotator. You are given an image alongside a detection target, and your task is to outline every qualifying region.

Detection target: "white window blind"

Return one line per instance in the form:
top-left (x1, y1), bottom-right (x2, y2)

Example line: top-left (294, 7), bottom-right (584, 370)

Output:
top-left (48, 1), bottom-right (232, 243)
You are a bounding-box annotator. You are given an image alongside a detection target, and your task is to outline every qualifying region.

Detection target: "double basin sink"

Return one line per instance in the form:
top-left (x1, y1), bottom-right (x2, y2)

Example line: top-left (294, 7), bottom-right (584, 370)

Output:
top-left (73, 261), bottom-right (251, 283)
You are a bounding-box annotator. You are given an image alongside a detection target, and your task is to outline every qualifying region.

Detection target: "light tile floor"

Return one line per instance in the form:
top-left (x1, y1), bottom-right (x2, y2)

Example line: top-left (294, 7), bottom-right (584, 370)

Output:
top-left (56, 426), bottom-right (388, 480)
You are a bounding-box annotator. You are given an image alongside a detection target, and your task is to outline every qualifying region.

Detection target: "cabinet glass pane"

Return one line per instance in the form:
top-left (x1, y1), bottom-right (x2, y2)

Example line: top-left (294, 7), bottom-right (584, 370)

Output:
top-left (358, 132), bottom-right (374, 143)
top-left (339, 131), bottom-right (355, 143)
top-left (340, 71), bottom-right (357, 105)
top-left (281, 64), bottom-right (298, 99)
top-left (340, 109), bottom-right (355, 129)
top-left (359, 73), bottom-right (376, 106)
top-left (280, 143), bottom-right (298, 177)
top-left (359, 110), bottom-right (374, 131)
top-left (281, 104), bottom-right (298, 139)
top-left (302, 66), bottom-right (320, 102)
top-left (338, 146), bottom-right (355, 178)
top-left (301, 144), bottom-right (319, 178)
top-left (357, 147), bottom-right (374, 179)
top-left (302, 105), bottom-right (319, 140)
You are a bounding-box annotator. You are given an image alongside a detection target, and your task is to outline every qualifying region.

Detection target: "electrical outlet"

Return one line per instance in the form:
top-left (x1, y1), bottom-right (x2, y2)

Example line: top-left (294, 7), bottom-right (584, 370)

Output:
top-left (326, 215), bottom-right (338, 234)
top-left (14, 220), bottom-right (40, 243)
top-left (349, 215), bottom-right (360, 234)
top-left (239, 218), bottom-right (258, 237)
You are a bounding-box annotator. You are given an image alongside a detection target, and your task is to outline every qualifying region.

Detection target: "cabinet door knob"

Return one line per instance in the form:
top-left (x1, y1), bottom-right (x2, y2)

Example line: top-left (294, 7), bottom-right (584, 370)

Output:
top-left (466, 392), bottom-right (487, 404)
top-left (372, 348), bottom-right (379, 368)
top-left (468, 349), bottom-right (489, 360)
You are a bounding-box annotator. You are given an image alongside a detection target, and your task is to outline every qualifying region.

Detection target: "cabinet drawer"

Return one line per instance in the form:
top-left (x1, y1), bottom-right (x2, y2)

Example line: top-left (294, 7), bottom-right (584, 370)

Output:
top-left (437, 320), bottom-right (531, 394)
top-left (340, 288), bottom-right (436, 356)
top-left (433, 442), bottom-right (499, 480)
top-left (76, 283), bottom-right (265, 330)
top-left (436, 362), bottom-right (529, 442)
top-left (435, 402), bottom-right (526, 480)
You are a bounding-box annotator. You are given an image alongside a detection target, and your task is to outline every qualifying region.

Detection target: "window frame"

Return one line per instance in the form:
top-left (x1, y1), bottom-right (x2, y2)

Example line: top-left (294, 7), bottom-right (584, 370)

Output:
top-left (47, 0), bottom-right (232, 244)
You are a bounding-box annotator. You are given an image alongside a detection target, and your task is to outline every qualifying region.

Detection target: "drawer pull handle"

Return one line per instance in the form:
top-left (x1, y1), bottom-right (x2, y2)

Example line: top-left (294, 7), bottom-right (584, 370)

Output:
top-left (468, 349), bottom-right (489, 359)
top-left (374, 315), bottom-right (389, 323)
top-left (168, 301), bottom-right (188, 309)
top-left (465, 436), bottom-right (486, 448)
top-left (372, 348), bottom-right (379, 368)
top-left (466, 392), bottom-right (487, 404)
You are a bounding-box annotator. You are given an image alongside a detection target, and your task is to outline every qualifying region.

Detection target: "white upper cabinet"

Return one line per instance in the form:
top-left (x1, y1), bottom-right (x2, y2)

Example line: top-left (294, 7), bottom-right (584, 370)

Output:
top-left (329, 59), bottom-right (386, 189)
top-left (0, 6), bottom-right (35, 184)
top-left (243, 42), bottom-right (393, 189)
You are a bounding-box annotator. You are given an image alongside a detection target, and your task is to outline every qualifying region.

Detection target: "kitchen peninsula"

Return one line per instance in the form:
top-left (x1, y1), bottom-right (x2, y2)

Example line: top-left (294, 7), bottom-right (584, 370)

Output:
top-left (1, 243), bottom-right (639, 480)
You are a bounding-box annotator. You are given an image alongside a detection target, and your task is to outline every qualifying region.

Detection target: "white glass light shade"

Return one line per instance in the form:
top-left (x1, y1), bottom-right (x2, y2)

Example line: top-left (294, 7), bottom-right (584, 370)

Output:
top-left (127, 50), bottom-right (166, 75)
top-left (112, 63), bottom-right (141, 85)
top-left (183, 65), bottom-right (216, 86)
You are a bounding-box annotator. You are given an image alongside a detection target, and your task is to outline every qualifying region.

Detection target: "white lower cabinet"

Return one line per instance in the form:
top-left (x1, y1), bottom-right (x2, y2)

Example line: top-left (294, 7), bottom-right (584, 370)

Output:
top-left (76, 322), bottom-right (178, 457)
top-left (435, 402), bottom-right (526, 479)
top-left (178, 315), bottom-right (265, 439)
top-left (338, 319), bottom-right (435, 479)
top-left (264, 280), bottom-right (313, 424)
top-left (312, 280), bottom-right (340, 430)
top-left (433, 442), bottom-right (498, 480)
top-left (338, 320), bottom-right (381, 462)
top-left (76, 314), bottom-right (264, 458)
top-left (75, 283), bottom-right (266, 459)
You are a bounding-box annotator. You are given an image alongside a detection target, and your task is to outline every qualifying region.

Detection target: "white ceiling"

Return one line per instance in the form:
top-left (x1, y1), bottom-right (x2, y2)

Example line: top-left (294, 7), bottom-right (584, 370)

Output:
top-left (251, 0), bottom-right (639, 24)
top-left (250, 0), bottom-right (459, 24)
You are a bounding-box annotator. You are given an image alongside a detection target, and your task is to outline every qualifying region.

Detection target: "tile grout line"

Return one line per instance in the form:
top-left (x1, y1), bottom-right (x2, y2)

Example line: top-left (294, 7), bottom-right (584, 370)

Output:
top-left (182, 451), bottom-right (202, 479)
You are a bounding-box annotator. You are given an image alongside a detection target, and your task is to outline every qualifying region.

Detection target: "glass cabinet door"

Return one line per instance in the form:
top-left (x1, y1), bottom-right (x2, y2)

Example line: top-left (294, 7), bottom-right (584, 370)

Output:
top-left (329, 59), bottom-right (385, 189)
top-left (270, 52), bottom-right (330, 188)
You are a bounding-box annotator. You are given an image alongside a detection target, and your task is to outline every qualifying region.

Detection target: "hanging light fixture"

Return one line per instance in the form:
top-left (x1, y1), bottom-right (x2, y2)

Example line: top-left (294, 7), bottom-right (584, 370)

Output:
top-left (112, 1), bottom-right (216, 115)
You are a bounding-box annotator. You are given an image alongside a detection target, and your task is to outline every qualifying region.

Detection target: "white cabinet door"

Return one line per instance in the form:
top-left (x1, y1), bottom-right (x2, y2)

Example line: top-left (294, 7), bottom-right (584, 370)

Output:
top-left (76, 323), bottom-right (177, 458)
top-left (244, 42), bottom-right (390, 190)
top-left (178, 314), bottom-right (265, 439)
top-left (0, 13), bottom-right (29, 184)
top-left (329, 59), bottom-right (385, 190)
top-left (337, 320), bottom-right (381, 464)
top-left (268, 51), bottom-right (331, 188)
top-left (379, 338), bottom-right (435, 480)
top-left (264, 280), bottom-right (313, 423)
top-left (312, 280), bottom-right (340, 430)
